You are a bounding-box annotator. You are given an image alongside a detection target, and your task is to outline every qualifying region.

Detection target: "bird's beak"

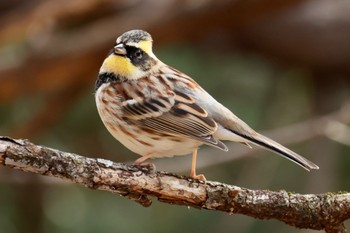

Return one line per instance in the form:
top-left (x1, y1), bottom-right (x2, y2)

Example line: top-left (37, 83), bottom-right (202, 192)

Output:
top-left (114, 44), bottom-right (127, 56)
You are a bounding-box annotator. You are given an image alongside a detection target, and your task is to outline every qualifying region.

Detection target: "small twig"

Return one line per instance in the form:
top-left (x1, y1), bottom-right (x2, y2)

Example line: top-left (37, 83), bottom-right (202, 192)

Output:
top-left (0, 136), bottom-right (349, 232)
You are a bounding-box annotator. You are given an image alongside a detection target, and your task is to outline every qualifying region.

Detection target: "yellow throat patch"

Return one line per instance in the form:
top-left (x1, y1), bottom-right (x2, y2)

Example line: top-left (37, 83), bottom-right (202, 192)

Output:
top-left (102, 54), bottom-right (136, 77)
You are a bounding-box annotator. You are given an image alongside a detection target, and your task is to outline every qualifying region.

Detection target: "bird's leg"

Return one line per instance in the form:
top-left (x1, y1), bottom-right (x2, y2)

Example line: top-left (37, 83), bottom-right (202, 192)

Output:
top-left (133, 153), bottom-right (156, 171)
top-left (190, 148), bottom-right (206, 182)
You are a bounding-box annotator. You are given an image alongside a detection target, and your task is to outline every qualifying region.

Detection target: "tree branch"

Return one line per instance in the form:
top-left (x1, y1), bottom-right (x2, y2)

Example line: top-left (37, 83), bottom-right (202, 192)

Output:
top-left (0, 136), bottom-right (349, 232)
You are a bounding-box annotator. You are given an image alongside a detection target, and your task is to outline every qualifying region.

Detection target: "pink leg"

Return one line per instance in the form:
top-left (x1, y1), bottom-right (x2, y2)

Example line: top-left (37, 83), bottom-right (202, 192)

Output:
top-left (190, 148), bottom-right (206, 182)
top-left (133, 153), bottom-right (153, 165)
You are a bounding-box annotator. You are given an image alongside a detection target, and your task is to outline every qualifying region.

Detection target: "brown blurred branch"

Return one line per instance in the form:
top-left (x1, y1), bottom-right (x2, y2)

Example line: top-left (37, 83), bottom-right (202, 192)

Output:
top-left (0, 0), bottom-right (308, 103)
top-left (1, 136), bottom-right (349, 233)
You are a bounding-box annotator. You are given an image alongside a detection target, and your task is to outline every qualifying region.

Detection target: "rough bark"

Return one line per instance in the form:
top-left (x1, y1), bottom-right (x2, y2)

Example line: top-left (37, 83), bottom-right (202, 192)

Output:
top-left (0, 136), bottom-right (349, 232)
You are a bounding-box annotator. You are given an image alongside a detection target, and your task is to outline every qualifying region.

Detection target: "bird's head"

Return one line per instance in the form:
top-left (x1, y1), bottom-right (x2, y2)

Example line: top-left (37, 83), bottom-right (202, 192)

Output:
top-left (99, 30), bottom-right (157, 80)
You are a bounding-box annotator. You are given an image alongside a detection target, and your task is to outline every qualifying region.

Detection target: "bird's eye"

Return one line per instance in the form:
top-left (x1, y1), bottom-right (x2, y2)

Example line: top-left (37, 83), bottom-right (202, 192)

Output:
top-left (135, 49), bottom-right (143, 59)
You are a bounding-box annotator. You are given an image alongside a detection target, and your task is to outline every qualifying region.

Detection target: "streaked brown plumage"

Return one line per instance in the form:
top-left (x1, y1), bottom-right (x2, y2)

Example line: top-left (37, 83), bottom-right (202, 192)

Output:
top-left (95, 30), bottom-right (319, 181)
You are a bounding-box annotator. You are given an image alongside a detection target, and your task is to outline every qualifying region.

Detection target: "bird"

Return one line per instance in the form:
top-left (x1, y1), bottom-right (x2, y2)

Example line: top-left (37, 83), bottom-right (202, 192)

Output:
top-left (95, 29), bottom-right (319, 181)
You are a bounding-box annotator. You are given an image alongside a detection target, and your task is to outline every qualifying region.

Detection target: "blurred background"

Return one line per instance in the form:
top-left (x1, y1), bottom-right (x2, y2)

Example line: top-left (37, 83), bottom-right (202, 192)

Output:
top-left (1, 0), bottom-right (350, 232)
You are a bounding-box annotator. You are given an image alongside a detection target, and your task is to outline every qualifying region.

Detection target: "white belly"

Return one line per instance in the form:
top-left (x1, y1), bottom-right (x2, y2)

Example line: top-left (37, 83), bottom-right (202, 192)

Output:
top-left (99, 114), bottom-right (201, 158)
top-left (95, 86), bottom-right (202, 158)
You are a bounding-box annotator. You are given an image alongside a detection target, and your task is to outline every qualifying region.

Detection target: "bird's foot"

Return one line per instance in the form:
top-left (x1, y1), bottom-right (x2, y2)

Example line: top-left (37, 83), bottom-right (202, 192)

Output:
top-left (191, 174), bottom-right (207, 183)
top-left (133, 154), bottom-right (156, 172)
top-left (133, 161), bottom-right (156, 171)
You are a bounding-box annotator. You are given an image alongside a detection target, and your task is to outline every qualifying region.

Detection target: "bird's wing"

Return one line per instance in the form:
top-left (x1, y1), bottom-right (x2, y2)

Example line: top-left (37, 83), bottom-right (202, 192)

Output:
top-left (202, 93), bottom-right (319, 171)
top-left (120, 79), bottom-right (227, 151)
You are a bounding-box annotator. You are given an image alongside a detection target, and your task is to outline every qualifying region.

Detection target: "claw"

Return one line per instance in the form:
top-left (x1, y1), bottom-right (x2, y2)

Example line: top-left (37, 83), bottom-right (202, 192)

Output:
top-left (134, 162), bottom-right (156, 171)
top-left (191, 174), bottom-right (206, 182)
top-left (133, 153), bottom-right (156, 171)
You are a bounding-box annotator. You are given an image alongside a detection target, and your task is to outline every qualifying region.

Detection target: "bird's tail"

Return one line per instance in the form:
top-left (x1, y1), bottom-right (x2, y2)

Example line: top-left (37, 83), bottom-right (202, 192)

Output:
top-left (232, 130), bottom-right (319, 171)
